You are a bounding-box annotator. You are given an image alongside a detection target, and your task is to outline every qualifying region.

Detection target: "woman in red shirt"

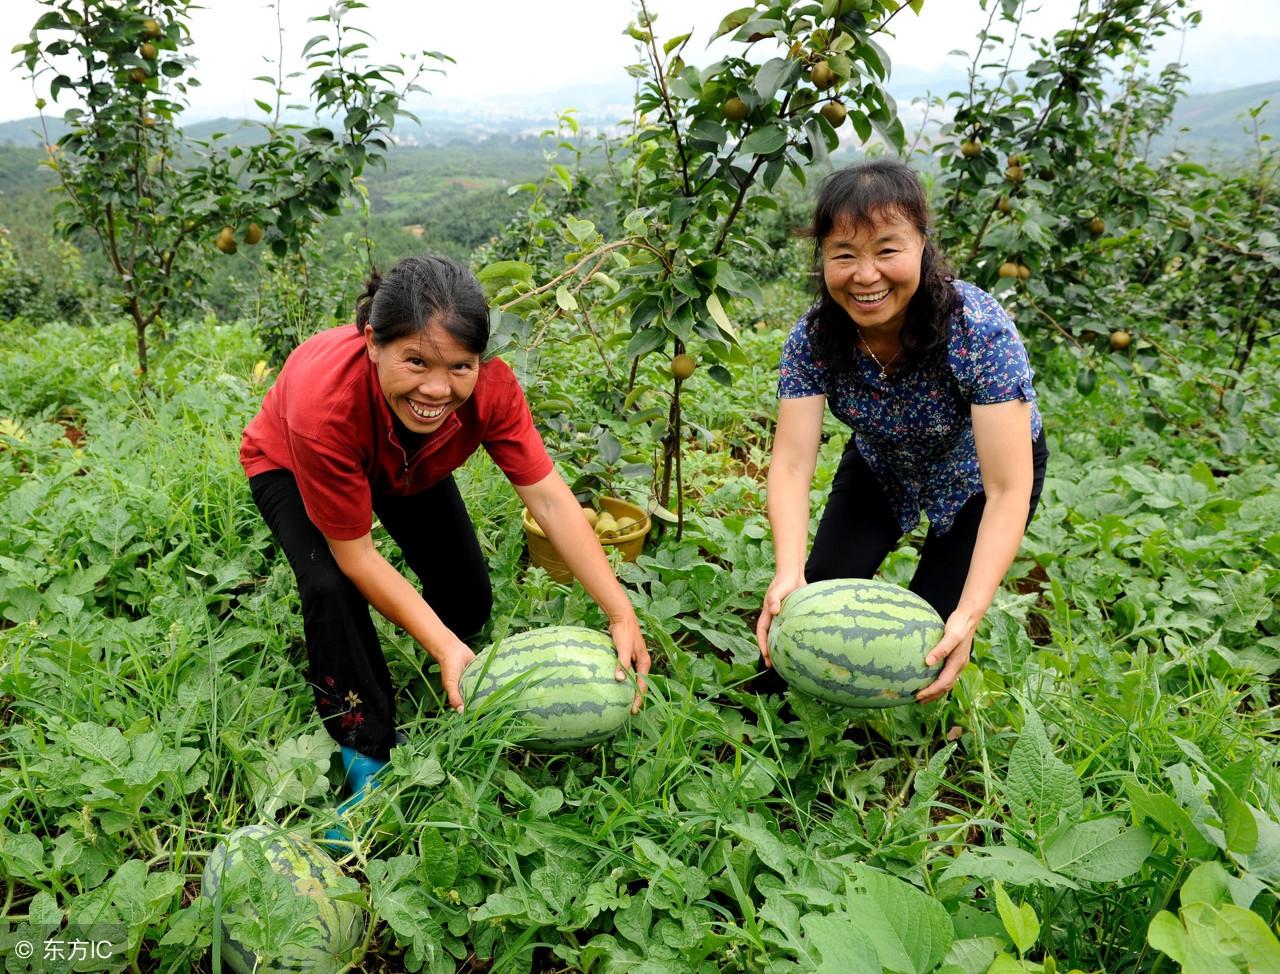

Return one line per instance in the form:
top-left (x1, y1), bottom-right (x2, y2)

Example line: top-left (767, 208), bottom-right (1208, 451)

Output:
top-left (242, 255), bottom-right (649, 807)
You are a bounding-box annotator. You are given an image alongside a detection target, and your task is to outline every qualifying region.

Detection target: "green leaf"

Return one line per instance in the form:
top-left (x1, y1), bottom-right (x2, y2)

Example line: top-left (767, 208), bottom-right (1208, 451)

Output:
top-left (1216, 905), bottom-right (1280, 971)
top-left (941, 937), bottom-right (1003, 974)
top-left (844, 867), bottom-right (954, 973)
top-left (754, 57), bottom-right (793, 102)
top-left (994, 882), bottom-right (1038, 957)
top-left (555, 285), bottom-right (578, 312)
top-left (705, 292), bottom-right (737, 340)
top-left (940, 847), bottom-right (1078, 890)
top-left (1241, 808), bottom-right (1280, 886)
top-left (663, 32), bottom-right (690, 54)
top-left (800, 912), bottom-right (881, 972)
top-left (626, 327), bottom-right (667, 358)
top-left (476, 260), bottom-right (534, 285)
top-left (1125, 776), bottom-right (1218, 859)
top-left (712, 7), bottom-right (754, 41)
top-left (1043, 818), bottom-right (1154, 883)
top-left (1003, 706), bottom-right (1083, 837)
top-left (1215, 781), bottom-right (1259, 855)
top-left (1147, 910), bottom-right (1189, 964)
top-left (724, 820), bottom-right (794, 876)
top-left (1180, 861), bottom-right (1232, 909)
top-left (849, 109), bottom-right (873, 143)
top-left (67, 722), bottom-right (130, 769)
top-left (739, 125), bottom-right (787, 156)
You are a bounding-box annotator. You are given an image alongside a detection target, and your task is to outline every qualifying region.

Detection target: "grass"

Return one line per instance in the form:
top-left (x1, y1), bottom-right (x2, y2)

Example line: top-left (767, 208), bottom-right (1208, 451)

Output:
top-left (1, 311), bottom-right (1277, 972)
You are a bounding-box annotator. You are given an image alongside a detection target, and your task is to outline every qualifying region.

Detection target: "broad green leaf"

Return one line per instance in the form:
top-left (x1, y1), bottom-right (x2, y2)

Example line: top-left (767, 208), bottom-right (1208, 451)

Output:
top-left (0, 830), bottom-right (46, 881)
top-left (988, 956), bottom-right (1042, 973)
top-left (994, 882), bottom-right (1038, 956)
top-left (724, 820), bottom-right (794, 876)
top-left (1167, 763), bottom-right (1226, 851)
top-left (476, 260), bottom-right (533, 284)
top-left (940, 936), bottom-right (1002, 974)
top-left (1180, 861), bottom-right (1232, 909)
top-left (663, 32), bottom-right (690, 54)
top-left (1242, 807), bottom-right (1280, 885)
top-left (801, 912), bottom-right (881, 972)
top-left (740, 125), bottom-right (786, 156)
top-left (843, 867), bottom-right (953, 973)
top-left (940, 847), bottom-right (1078, 890)
top-left (1043, 818), bottom-right (1154, 883)
top-left (1216, 905), bottom-right (1280, 971)
top-left (625, 327), bottom-right (666, 358)
top-left (1003, 706), bottom-right (1083, 837)
top-left (416, 829), bottom-right (459, 891)
top-left (555, 285), bottom-right (578, 312)
top-left (28, 891), bottom-right (61, 928)
top-left (705, 292), bottom-right (737, 340)
top-left (755, 57), bottom-right (792, 102)
top-left (711, 6), bottom-right (753, 41)
top-left (1148, 910), bottom-right (1189, 963)
top-left (1125, 776), bottom-right (1217, 859)
top-left (67, 722), bottom-right (130, 769)
top-left (1215, 780), bottom-right (1259, 855)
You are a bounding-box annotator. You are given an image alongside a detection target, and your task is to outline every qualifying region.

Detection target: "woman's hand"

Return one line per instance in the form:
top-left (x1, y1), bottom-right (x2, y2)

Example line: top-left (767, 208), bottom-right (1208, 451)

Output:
top-left (436, 638), bottom-right (477, 713)
top-left (915, 607), bottom-right (978, 703)
top-left (756, 571), bottom-right (806, 666)
top-left (609, 612), bottom-right (651, 714)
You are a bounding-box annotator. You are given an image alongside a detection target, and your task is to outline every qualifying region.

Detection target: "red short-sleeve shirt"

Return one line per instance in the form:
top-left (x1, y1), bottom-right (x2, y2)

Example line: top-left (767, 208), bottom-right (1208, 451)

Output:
top-left (241, 325), bottom-right (554, 540)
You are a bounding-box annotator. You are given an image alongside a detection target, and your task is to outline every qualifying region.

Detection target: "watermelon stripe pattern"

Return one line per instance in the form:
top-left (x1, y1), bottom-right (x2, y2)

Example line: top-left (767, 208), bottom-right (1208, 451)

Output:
top-left (767, 579), bottom-right (944, 708)
top-left (201, 825), bottom-right (365, 974)
top-left (461, 626), bottom-right (633, 750)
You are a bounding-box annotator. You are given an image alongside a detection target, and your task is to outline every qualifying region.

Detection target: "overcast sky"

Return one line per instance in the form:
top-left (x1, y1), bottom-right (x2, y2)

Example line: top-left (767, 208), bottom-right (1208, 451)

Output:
top-left (3, 1), bottom-right (1277, 124)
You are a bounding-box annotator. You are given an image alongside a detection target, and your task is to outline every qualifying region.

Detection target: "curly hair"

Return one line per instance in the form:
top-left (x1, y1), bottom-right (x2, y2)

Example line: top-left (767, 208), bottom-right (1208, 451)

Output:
top-left (801, 160), bottom-right (957, 375)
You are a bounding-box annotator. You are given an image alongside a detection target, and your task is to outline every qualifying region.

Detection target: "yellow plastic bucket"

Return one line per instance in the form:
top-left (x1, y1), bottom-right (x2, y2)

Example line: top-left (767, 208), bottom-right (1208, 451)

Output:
top-left (523, 496), bottom-right (650, 583)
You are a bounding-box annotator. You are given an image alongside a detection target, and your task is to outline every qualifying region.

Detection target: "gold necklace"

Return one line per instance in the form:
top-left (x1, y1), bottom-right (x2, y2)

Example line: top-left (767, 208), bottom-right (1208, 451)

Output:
top-left (860, 334), bottom-right (902, 380)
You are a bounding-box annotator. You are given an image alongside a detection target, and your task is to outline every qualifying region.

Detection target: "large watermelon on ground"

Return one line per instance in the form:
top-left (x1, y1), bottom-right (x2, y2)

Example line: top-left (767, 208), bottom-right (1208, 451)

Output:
top-left (767, 578), bottom-right (945, 707)
top-left (461, 626), bottom-right (634, 750)
top-left (201, 825), bottom-right (365, 974)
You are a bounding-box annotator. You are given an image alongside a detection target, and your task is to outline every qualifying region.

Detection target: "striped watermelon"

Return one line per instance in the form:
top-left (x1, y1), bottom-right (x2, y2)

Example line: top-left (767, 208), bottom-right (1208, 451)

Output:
top-left (461, 626), bottom-right (633, 750)
top-left (201, 825), bottom-right (365, 974)
top-left (767, 578), bottom-right (945, 707)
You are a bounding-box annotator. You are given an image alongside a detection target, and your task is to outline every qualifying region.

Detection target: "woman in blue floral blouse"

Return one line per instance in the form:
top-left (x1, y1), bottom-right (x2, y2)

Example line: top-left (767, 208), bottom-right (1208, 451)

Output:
top-left (755, 160), bottom-right (1049, 702)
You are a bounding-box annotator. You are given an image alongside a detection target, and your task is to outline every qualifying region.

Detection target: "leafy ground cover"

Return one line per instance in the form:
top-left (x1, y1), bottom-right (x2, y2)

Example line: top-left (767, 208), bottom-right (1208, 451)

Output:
top-left (1, 304), bottom-right (1276, 973)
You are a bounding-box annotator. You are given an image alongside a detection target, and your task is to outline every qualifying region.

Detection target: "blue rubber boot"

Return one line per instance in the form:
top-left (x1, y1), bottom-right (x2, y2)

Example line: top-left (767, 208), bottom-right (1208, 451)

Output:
top-left (339, 746), bottom-right (389, 797)
top-left (322, 736), bottom-right (404, 849)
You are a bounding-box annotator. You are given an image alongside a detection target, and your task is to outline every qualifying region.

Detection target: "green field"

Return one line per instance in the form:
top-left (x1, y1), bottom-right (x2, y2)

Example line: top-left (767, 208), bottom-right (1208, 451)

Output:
top-left (2, 0), bottom-right (1279, 970)
top-left (1, 291), bottom-right (1276, 970)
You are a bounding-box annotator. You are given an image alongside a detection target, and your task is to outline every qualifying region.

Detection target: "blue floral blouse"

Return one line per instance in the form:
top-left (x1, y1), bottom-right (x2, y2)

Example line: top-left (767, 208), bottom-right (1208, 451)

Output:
top-left (778, 279), bottom-right (1043, 536)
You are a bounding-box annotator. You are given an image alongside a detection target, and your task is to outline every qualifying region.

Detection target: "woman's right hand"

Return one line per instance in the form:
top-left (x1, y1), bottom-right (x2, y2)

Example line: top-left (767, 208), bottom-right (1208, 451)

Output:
top-left (436, 638), bottom-right (477, 713)
top-left (756, 572), bottom-right (806, 666)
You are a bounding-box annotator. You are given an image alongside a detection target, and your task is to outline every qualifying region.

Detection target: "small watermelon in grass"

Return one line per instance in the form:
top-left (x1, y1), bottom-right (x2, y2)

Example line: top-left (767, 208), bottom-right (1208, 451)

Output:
top-left (768, 578), bottom-right (945, 707)
top-left (202, 825), bottom-right (365, 974)
top-left (461, 626), bottom-right (634, 750)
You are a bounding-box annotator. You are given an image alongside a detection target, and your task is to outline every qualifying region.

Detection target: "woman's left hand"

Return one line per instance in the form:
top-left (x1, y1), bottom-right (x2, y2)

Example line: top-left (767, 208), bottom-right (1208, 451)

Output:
top-left (916, 608), bottom-right (978, 703)
top-left (609, 613), bottom-right (650, 714)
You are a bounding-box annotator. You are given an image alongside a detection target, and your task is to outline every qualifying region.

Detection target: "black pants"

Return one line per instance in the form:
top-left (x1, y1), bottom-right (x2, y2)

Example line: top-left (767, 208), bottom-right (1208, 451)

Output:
top-left (806, 432), bottom-right (1049, 619)
top-left (249, 469), bottom-right (492, 759)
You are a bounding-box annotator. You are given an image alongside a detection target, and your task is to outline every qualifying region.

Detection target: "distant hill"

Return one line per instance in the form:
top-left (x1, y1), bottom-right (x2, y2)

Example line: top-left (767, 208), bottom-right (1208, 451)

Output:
top-left (1151, 80), bottom-right (1280, 160)
top-left (2, 80), bottom-right (1276, 160)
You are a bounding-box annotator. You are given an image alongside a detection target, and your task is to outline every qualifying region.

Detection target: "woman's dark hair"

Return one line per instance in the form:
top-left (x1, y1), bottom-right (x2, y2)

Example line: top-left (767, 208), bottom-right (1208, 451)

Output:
top-left (354, 254), bottom-right (489, 354)
top-left (803, 159), bottom-right (957, 374)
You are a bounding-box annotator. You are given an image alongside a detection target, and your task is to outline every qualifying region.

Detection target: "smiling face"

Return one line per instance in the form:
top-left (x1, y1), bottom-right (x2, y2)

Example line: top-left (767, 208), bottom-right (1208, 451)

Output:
top-left (821, 210), bottom-right (925, 340)
top-left (365, 319), bottom-right (481, 434)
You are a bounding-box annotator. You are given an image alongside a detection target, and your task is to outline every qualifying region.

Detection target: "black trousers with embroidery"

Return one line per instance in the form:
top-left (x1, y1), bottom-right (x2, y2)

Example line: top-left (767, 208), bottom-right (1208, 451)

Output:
top-left (805, 430), bottom-right (1050, 619)
top-left (249, 469), bottom-right (492, 760)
